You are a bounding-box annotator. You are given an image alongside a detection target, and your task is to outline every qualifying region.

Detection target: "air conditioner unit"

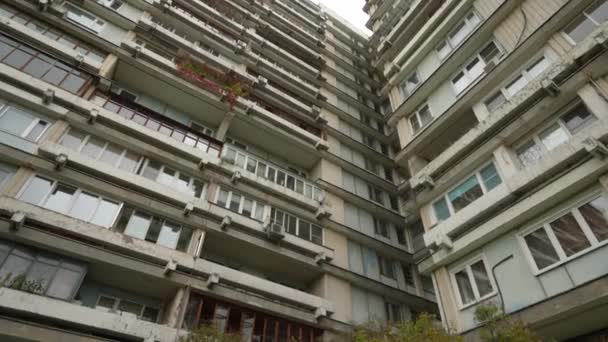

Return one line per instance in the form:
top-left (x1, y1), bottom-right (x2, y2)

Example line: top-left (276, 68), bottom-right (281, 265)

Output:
top-left (266, 222), bottom-right (285, 241)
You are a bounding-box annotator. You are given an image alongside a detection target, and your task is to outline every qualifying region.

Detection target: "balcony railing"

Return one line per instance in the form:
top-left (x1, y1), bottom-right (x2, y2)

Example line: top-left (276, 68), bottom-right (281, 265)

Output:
top-left (90, 92), bottom-right (223, 157)
top-left (221, 145), bottom-right (323, 202)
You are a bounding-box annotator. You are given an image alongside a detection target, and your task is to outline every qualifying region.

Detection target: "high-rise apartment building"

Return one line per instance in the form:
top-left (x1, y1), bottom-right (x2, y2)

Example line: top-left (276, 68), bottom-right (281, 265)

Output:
top-left (369, 0), bottom-right (608, 340)
top-left (0, 0), bottom-right (606, 341)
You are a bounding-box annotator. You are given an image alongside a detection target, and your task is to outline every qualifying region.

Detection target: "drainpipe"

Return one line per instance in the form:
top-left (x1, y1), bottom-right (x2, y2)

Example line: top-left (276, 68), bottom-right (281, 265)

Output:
top-left (491, 255), bottom-right (514, 314)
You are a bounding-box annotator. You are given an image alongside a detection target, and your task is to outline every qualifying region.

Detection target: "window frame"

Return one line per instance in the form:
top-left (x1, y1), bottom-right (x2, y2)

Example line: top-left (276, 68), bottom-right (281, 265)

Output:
top-left (408, 103), bottom-right (432, 135)
top-left (518, 189), bottom-right (608, 275)
top-left (95, 294), bottom-right (160, 323)
top-left (431, 161), bottom-right (503, 224)
top-left (561, 0), bottom-right (608, 45)
top-left (449, 255), bottom-right (496, 309)
top-left (514, 101), bottom-right (595, 167)
top-left (64, 4), bottom-right (105, 34)
top-left (0, 101), bottom-right (50, 142)
top-left (436, 10), bottom-right (482, 61)
top-left (214, 187), bottom-right (266, 221)
top-left (270, 207), bottom-right (324, 245)
top-left (17, 175), bottom-right (123, 228)
top-left (450, 40), bottom-right (504, 96)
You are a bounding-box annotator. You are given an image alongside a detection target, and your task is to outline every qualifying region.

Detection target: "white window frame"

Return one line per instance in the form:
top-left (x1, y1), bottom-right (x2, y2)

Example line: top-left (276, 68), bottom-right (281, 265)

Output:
top-left (138, 159), bottom-right (206, 199)
top-left (408, 103), bottom-right (433, 135)
top-left (270, 207), bottom-right (324, 245)
top-left (17, 175), bottom-right (123, 228)
top-left (484, 54), bottom-right (551, 111)
top-left (0, 101), bottom-right (50, 142)
top-left (518, 188), bottom-right (608, 275)
top-left (561, 0), bottom-right (608, 45)
top-left (214, 187), bottom-right (266, 221)
top-left (399, 70), bottom-right (421, 98)
top-left (95, 294), bottom-right (160, 322)
top-left (431, 161), bottom-right (502, 224)
top-left (451, 40), bottom-right (504, 96)
top-left (449, 255), bottom-right (496, 309)
top-left (436, 10), bottom-right (482, 61)
top-left (0, 162), bottom-right (16, 191)
top-left (64, 4), bottom-right (105, 34)
top-left (514, 102), bottom-right (595, 167)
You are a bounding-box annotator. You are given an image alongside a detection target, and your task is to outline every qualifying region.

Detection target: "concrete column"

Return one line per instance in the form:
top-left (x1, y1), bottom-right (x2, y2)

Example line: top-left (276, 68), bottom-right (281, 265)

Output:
top-left (214, 111), bottom-right (236, 141)
top-left (41, 120), bottom-right (69, 145)
top-left (407, 154), bottom-right (429, 177)
top-left (98, 54), bottom-right (119, 79)
top-left (162, 287), bottom-right (189, 329)
top-left (3, 168), bottom-right (35, 198)
top-left (395, 116), bottom-right (411, 149)
top-left (492, 144), bottom-right (520, 182)
top-left (433, 267), bottom-right (461, 333)
top-left (578, 83), bottom-right (608, 119)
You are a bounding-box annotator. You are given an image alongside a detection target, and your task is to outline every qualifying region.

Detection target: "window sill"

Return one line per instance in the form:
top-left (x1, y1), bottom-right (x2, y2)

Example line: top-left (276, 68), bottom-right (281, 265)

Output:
top-left (458, 292), bottom-right (497, 311)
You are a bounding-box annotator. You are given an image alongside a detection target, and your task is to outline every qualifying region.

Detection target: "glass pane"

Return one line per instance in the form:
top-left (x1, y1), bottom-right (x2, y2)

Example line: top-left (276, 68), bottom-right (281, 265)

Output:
top-left (433, 198), bottom-right (451, 222)
top-left (23, 57), bottom-right (52, 78)
top-left (144, 217), bottom-right (163, 243)
top-left (0, 106), bottom-right (34, 137)
top-left (214, 305), bottom-right (229, 333)
top-left (141, 160), bottom-right (161, 180)
top-left (90, 199), bottom-right (120, 228)
top-left (550, 213), bottom-right (591, 257)
top-left (99, 143), bottom-right (123, 166)
top-left (452, 71), bottom-right (469, 94)
top-left (590, 0), bottom-right (608, 23)
top-left (246, 158), bottom-right (257, 173)
top-left (25, 120), bottom-right (48, 142)
top-left (175, 173), bottom-right (190, 193)
top-left (242, 199), bottom-right (253, 217)
top-left (276, 171), bottom-right (286, 186)
top-left (448, 175), bottom-right (483, 212)
top-left (505, 75), bottom-right (527, 97)
top-left (479, 42), bottom-right (501, 63)
top-left (418, 106), bottom-right (432, 126)
top-left (157, 221), bottom-right (181, 249)
top-left (254, 204), bottom-right (264, 221)
top-left (580, 197), bottom-right (608, 242)
top-left (455, 270), bottom-right (475, 305)
top-left (119, 150), bottom-right (140, 173)
top-left (230, 193), bottom-right (241, 212)
top-left (44, 184), bottom-right (76, 214)
top-left (26, 261), bottom-right (57, 293)
top-left (124, 211), bottom-right (152, 240)
top-left (437, 41), bottom-right (451, 60)
top-left (561, 104), bottom-right (594, 134)
top-left (311, 226), bottom-right (323, 245)
top-left (61, 73), bottom-right (87, 93)
top-left (191, 179), bottom-right (204, 198)
top-left (449, 21), bottom-right (469, 46)
top-left (539, 123), bottom-right (569, 151)
top-left (176, 227), bottom-right (192, 251)
top-left (217, 189), bottom-right (229, 208)
top-left (118, 300), bottom-right (143, 316)
top-left (565, 15), bottom-right (596, 43)
top-left (409, 115), bottom-right (421, 133)
top-left (471, 260), bottom-right (492, 297)
top-left (61, 130), bottom-right (86, 150)
top-left (517, 140), bottom-right (543, 167)
top-left (19, 176), bottom-right (53, 205)
top-left (466, 57), bottom-right (484, 80)
top-left (0, 253), bottom-right (32, 284)
top-left (4, 49), bottom-right (31, 69)
top-left (526, 57), bottom-right (550, 79)
top-left (46, 267), bottom-right (81, 299)
top-left (525, 228), bottom-right (560, 270)
top-left (298, 221), bottom-right (311, 240)
top-left (286, 215), bottom-right (297, 234)
top-left (158, 167), bottom-right (175, 186)
top-left (82, 136), bottom-right (105, 160)
top-left (479, 163), bottom-right (502, 191)
top-left (142, 307), bottom-right (160, 322)
top-left (97, 296), bottom-right (116, 309)
top-left (41, 66), bottom-right (68, 86)
top-left (69, 192), bottom-right (99, 222)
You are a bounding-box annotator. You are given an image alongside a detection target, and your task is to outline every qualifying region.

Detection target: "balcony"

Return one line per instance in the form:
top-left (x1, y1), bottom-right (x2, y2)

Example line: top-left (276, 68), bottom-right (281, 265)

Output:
top-left (221, 144), bottom-right (324, 203)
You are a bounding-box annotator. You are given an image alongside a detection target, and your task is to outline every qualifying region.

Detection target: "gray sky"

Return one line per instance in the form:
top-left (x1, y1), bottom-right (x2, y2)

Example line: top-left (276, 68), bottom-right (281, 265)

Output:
top-left (315, 0), bottom-right (372, 36)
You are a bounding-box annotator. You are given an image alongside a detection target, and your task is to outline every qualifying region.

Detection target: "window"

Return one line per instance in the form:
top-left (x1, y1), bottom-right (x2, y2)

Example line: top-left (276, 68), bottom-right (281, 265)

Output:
top-left (373, 218), bottom-right (390, 239)
top-left (421, 275), bottom-right (435, 296)
top-left (270, 208), bottom-right (323, 245)
top-left (0, 163), bottom-right (16, 191)
top-left (223, 146), bottom-right (322, 201)
top-left (484, 56), bottom-right (551, 112)
top-left (403, 265), bottom-right (415, 287)
top-left (95, 295), bottom-right (160, 322)
top-left (451, 41), bottom-right (503, 95)
top-left (116, 207), bottom-right (192, 251)
top-left (451, 257), bottom-right (494, 307)
top-left (97, 0), bottom-right (123, 10)
top-left (0, 240), bottom-right (86, 300)
top-left (385, 302), bottom-right (402, 322)
top-left (516, 104), bottom-right (595, 166)
top-left (378, 255), bottom-right (396, 279)
top-left (521, 194), bottom-right (608, 272)
top-left (432, 162), bottom-right (502, 223)
top-left (400, 71), bottom-right (421, 98)
top-left (0, 34), bottom-right (92, 94)
top-left (139, 160), bottom-right (205, 198)
top-left (563, 0), bottom-right (608, 44)
top-left (408, 104), bottom-right (432, 134)
top-left (215, 187), bottom-right (265, 221)
top-left (92, 93), bottom-right (221, 157)
top-left (437, 11), bottom-right (482, 60)
top-left (0, 4), bottom-right (106, 64)
top-left (0, 101), bottom-right (49, 142)
top-left (65, 4), bottom-right (105, 33)
top-left (18, 175), bottom-right (122, 228)
top-left (60, 129), bottom-right (144, 174)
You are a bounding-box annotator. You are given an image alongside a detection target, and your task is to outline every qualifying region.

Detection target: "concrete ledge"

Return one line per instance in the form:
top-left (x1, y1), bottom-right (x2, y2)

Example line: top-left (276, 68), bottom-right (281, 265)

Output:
top-left (0, 287), bottom-right (184, 341)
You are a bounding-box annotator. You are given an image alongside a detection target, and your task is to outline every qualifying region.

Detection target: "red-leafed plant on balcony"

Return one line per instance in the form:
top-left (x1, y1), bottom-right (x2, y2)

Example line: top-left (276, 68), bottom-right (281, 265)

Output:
top-left (176, 51), bottom-right (250, 108)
